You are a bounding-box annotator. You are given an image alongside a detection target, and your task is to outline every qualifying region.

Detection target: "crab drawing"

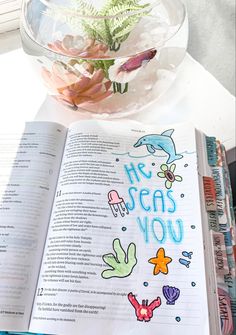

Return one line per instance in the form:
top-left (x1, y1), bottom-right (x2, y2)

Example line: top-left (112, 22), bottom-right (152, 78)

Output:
top-left (128, 292), bottom-right (161, 322)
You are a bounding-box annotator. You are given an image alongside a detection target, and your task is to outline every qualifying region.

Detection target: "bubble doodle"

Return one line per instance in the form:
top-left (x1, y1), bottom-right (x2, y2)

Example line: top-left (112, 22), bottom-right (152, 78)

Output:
top-left (175, 316), bottom-right (181, 322)
top-left (143, 282), bottom-right (149, 287)
top-left (122, 227), bottom-right (127, 231)
top-left (184, 164), bottom-right (188, 168)
top-left (180, 194), bottom-right (185, 198)
top-left (152, 163), bottom-right (155, 166)
top-left (191, 225), bottom-right (196, 229)
top-left (116, 158), bottom-right (120, 162)
top-left (191, 282), bottom-right (196, 287)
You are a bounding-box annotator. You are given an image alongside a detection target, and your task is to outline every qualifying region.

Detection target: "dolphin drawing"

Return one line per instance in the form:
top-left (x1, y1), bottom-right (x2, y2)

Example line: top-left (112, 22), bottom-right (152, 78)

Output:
top-left (133, 129), bottom-right (183, 164)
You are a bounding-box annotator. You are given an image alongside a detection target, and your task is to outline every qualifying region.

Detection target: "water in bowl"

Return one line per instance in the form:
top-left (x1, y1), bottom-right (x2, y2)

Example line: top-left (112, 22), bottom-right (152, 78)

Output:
top-left (21, 0), bottom-right (188, 116)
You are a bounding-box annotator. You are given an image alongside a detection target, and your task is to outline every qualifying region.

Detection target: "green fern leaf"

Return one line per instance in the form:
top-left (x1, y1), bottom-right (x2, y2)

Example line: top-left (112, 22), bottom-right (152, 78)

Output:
top-left (106, 3), bottom-right (148, 17)
top-left (46, 0), bottom-right (151, 51)
top-left (109, 17), bottom-right (128, 34)
top-left (80, 20), bottom-right (97, 38)
top-left (81, 20), bottom-right (104, 41)
top-left (113, 21), bottom-right (138, 39)
top-left (110, 13), bottom-right (140, 35)
top-left (100, 0), bottom-right (124, 15)
top-left (71, 0), bottom-right (99, 16)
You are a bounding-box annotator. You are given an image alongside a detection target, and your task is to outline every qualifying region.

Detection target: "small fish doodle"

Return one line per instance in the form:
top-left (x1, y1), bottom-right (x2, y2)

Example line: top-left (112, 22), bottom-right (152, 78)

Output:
top-left (182, 251), bottom-right (193, 259)
top-left (108, 190), bottom-right (129, 217)
top-left (128, 292), bottom-right (161, 322)
top-left (179, 258), bottom-right (191, 268)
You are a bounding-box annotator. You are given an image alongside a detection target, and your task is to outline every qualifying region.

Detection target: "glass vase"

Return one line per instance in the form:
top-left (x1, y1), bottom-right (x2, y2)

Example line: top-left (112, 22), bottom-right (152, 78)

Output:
top-left (20, 0), bottom-right (188, 117)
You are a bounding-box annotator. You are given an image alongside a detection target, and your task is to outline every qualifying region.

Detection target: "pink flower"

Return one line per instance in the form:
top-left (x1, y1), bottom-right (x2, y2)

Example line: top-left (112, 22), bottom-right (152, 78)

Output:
top-left (108, 48), bottom-right (157, 83)
top-left (48, 35), bottom-right (109, 59)
top-left (42, 61), bottom-right (112, 108)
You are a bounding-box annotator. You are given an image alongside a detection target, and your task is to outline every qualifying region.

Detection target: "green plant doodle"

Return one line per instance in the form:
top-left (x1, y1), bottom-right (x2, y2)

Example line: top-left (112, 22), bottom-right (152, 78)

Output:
top-left (101, 238), bottom-right (137, 279)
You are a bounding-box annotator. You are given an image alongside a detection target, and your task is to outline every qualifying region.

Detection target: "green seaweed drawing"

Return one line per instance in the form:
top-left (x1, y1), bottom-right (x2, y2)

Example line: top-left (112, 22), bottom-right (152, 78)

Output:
top-left (101, 238), bottom-right (137, 279)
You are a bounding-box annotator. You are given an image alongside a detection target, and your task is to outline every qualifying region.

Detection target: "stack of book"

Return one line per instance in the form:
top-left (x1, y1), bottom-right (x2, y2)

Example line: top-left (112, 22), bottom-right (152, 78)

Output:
top-left (0, 0), bottom-right (21, 34)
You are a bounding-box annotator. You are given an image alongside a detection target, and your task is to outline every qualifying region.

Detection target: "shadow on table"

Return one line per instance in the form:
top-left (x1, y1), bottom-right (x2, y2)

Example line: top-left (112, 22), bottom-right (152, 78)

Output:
top-left (0, 30), bottom-right (22, 55)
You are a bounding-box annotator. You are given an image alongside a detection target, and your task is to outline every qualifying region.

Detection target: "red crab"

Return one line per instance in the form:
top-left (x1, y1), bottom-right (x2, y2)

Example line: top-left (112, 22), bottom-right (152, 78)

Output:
top-left (128, 292), bottom-right (161, 322)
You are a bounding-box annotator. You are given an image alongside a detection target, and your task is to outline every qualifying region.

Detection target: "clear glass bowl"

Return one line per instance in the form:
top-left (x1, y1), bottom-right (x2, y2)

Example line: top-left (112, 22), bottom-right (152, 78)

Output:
top-left (20, 0), bottom-right (188, 117)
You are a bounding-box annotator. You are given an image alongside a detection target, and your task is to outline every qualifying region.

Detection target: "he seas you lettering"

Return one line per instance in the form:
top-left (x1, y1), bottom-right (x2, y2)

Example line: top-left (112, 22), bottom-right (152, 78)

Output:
top-left (123, 162), bottom-right (184, 245)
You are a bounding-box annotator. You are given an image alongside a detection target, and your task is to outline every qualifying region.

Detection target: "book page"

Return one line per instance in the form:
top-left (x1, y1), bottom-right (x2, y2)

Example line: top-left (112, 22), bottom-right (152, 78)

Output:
top-left (30, 120), bottom-right (210, 335)
top-left (0, 122), bottom-right (67, 331)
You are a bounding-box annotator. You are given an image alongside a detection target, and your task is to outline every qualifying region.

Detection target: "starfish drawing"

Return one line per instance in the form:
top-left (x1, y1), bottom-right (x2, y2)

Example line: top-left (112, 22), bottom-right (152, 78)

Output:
top-left (148, 248), bottom-right (172, 275)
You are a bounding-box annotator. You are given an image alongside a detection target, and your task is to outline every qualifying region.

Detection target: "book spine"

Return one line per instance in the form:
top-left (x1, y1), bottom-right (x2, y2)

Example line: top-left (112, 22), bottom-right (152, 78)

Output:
top-left (220, 144), bottom-right (236, 330)
top-left (204, 136), bottom-right (235, 335)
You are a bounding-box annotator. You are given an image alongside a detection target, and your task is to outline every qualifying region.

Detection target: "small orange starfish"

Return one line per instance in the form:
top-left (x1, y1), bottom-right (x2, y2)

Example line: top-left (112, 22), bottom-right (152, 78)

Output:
top-left (148, 248), bottom-right (172, 275)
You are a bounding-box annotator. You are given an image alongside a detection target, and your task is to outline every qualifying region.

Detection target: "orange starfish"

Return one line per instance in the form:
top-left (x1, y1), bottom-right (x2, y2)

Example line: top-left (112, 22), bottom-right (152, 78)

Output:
top-left (148, 248), bottom-right (172, 275)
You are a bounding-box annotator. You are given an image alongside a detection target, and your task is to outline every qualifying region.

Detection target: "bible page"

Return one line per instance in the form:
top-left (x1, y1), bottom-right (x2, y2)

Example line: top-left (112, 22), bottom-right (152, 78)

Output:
top-left (30, 120), bottom-right (210, 335)
top-left (0, 122), bottom-right (67, 331)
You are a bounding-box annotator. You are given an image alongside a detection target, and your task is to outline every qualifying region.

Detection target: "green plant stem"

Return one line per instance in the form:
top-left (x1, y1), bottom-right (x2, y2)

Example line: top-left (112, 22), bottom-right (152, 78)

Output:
top-left (110, 42), bottom-right (121, 52)
top-left (113, 82), bottom-right (129, 94)
top-left (104, 18), bottom-right (113, 49)
top-left (123, 82), bottom-right (129, 93)
top-left (113, 82), bottom-right (117, 93)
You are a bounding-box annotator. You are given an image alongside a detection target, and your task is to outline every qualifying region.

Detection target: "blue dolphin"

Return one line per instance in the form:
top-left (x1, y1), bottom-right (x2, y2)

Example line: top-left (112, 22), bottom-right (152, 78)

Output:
top-left (133, 129), bottom-right (183, 164)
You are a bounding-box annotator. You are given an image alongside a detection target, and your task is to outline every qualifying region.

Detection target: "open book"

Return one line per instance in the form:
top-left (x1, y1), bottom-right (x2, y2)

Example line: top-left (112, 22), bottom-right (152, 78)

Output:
top-left (0, 120), bottom-right (235, 335)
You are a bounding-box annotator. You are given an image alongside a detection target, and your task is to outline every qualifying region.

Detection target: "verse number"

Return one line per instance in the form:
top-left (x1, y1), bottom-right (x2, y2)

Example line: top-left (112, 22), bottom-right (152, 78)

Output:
top-left (37, 288), bottom-right (44, 296)
top-left (56, 190), bottom-right (62, 197)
